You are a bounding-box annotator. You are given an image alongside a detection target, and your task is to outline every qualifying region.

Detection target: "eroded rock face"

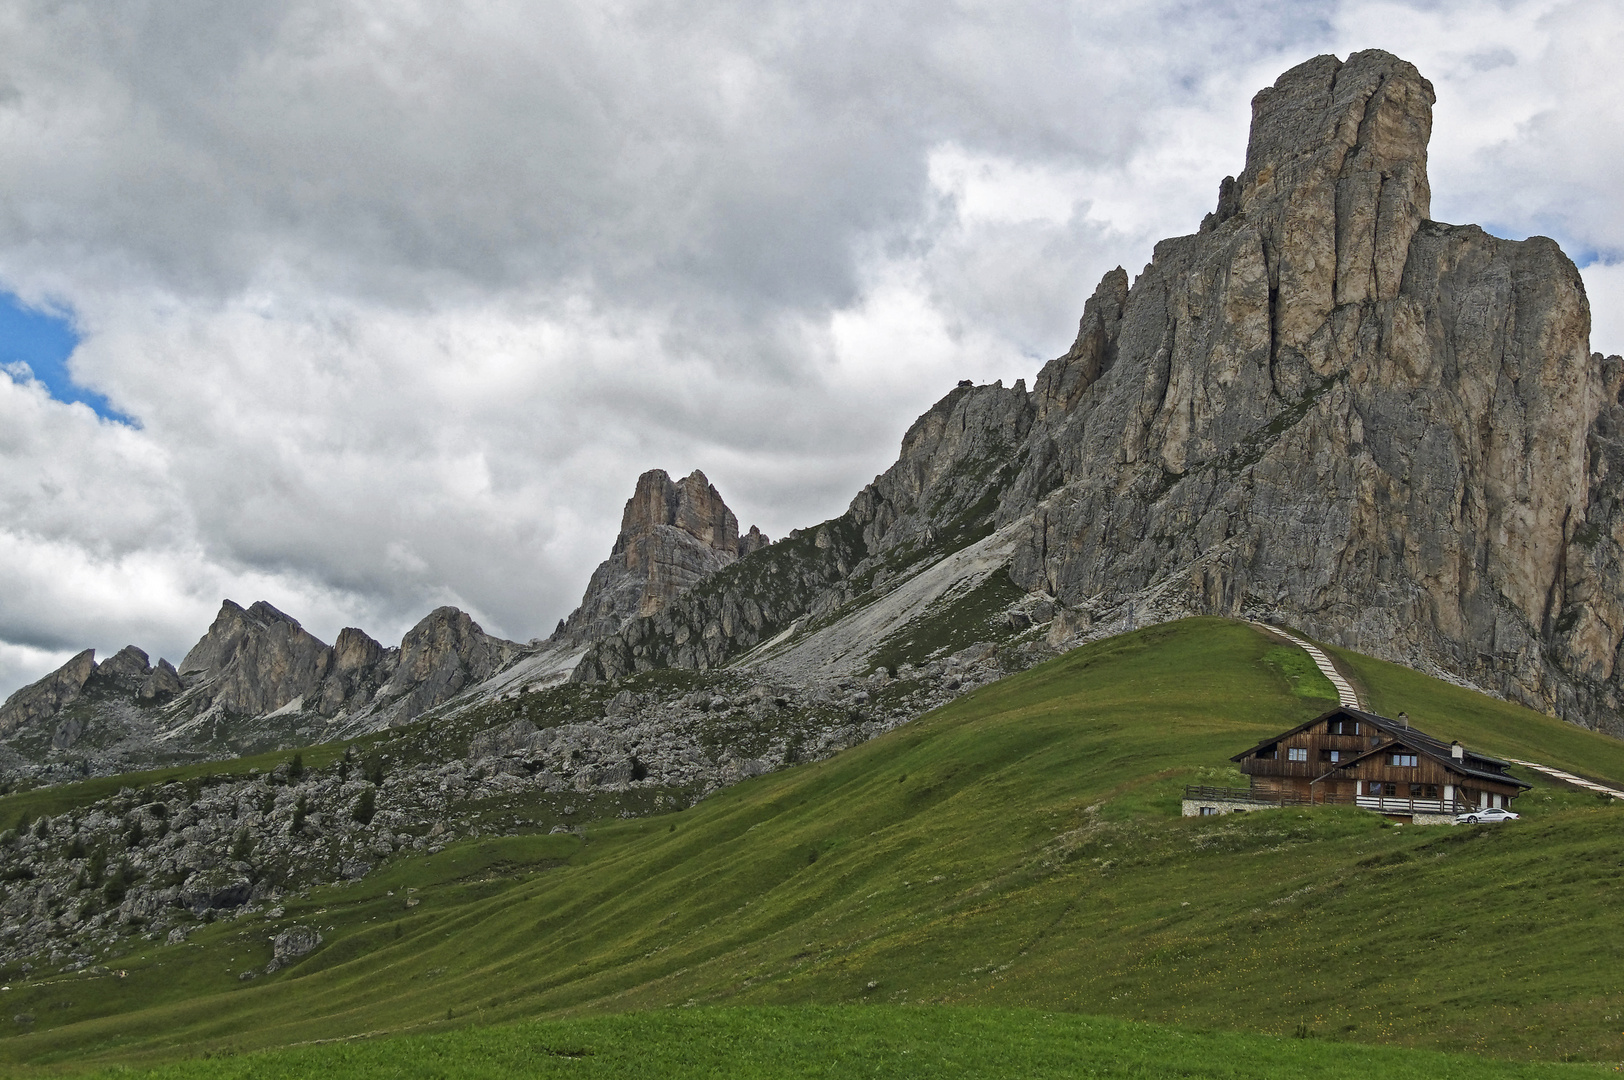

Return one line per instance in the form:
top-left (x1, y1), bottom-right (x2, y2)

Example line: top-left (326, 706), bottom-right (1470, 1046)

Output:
top-left (995, 49), bottom-right (1616, 731)
top-left (554, 469), bottom-right (767, 646)
top-left (0, 650), bottom-right (96, 736)
top-left (849, 380), bottom-right (1037, 562)
top-left (137, 659), bottom-right (183, 703)
top-left (572, 391), bottom-right (1038, 682)
top-left (574, 50), bottom-right (1624, 736)
top-left (179, 601), bottom-right (333, 716)
top-left (94, 646), bottom-right (153, 688)
top-left (372, 607), bottom-right (518, 725)
top-left (315, 627), bottom-right (394, 718)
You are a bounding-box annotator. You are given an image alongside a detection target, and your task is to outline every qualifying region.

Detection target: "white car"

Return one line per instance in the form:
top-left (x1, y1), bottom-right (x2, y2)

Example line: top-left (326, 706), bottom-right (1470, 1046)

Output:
top-left (1457, 806), bottom-right (1519, 825)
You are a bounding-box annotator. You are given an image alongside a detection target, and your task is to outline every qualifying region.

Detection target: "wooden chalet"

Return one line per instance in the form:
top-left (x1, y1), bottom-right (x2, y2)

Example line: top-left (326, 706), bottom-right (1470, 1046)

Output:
top-left (1186, 707), bottom-right (1528, 822)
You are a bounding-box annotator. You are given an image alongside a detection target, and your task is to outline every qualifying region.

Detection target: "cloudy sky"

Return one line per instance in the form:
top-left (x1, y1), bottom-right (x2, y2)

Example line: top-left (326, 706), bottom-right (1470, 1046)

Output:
top-left (1, 0), bottom-right (1621, 697)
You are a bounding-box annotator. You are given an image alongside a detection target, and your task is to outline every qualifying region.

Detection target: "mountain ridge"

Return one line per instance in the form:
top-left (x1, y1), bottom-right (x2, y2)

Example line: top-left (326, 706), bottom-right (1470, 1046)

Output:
top-left (5, 46), bottom-right (1624, 789)
top-left (573, 49), bottom-right (1624, 738)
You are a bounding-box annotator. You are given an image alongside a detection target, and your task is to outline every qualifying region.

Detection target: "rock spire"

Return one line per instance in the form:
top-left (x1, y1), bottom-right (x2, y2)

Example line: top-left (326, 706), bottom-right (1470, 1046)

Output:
top-left (553, 469), bottom-right (768, 646)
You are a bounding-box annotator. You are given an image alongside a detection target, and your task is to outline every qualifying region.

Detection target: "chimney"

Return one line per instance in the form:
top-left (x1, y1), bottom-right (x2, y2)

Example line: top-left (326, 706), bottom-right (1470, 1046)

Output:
top-left (1398, 711), bottom-right (1410, 728)
top-left (1451, 740), bottom-right (1464, 761)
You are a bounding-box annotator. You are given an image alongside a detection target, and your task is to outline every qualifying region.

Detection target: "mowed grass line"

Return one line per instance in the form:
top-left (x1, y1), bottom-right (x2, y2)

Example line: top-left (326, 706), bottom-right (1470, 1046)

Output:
top-left (71, 1007), bottom-right (1615, 1080)
top-left (2, 619), bottom-right (1622, 1072)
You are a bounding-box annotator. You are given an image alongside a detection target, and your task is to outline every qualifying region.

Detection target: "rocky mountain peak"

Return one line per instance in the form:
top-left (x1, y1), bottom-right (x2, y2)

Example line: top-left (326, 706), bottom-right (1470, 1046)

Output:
top-left (618, 468), bottom-right (740, 561)
top-left (394, 607), bottom-right (510, 688)
top-left (179, 600), bottom-right (302, 676)
top-left (1237, 50), bottom-right (1432, 216)
top-left (0, 649), bottom-right (96, 737)
top-left (553, 469), bottom-right (768, 647)
top-left (571, 50), bottom-right (1624, 738)
top-left (177, 599), bottom-right (333, 716)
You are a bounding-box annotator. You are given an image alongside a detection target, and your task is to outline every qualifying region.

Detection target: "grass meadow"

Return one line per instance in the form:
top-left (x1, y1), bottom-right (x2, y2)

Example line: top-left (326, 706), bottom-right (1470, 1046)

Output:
top-left (1, 618), bottom-right (1621, 1075)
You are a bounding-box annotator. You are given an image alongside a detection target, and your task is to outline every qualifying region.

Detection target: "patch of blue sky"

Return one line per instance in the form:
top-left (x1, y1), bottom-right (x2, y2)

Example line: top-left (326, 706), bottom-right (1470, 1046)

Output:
top-left (0, 291), bottom-right (134, 425)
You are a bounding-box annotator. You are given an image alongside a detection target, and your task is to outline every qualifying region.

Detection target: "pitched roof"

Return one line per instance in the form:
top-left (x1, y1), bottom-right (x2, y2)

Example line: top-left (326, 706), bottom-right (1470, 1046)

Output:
top-left (1330, 734), bottom-right (1532, 789)
top-left (1230, 705), bottom-right (1526, 786)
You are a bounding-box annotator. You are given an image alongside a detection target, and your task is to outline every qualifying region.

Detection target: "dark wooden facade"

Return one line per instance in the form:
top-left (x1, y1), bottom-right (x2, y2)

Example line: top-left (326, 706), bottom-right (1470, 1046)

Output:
top-left (1231, 707), bottom-right (1528, 817)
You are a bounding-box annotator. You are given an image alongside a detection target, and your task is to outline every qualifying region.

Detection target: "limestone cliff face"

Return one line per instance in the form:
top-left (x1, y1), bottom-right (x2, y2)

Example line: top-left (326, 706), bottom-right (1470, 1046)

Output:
top-left (179, 601), bottom-right (334, 716)
top-left (554, 469), bottom-right (767, 647)
top-left (0, 650), bottom-right (97, 736)
top-left (572, 388), bottom-right (1033, 682)
top-left (994, 49), bottom-right (1615, 731)
top-left (575, 50), bottom-right (1624, 737)
top-left (312, 627), bottom-right (394, 718)
top-left (848, 381), bottom-right (1036, 561)
top-left (369, 607), bottom-right (518, 725)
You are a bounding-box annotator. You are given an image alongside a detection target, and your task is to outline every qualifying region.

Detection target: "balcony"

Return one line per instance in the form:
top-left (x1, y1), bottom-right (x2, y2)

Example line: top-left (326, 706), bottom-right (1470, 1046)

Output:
top-left (1183, 786), bottom-right (1471, 817)
top-left (1355, 794), bottom-right (1468, 815)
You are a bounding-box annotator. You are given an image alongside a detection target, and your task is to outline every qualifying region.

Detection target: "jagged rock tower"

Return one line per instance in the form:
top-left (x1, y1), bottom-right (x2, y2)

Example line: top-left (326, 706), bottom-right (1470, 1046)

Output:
top-left (552, 469), bottom-right (768, 646)
top-left (573, 50), bottom-right (1624, 735)
top-left (1000, 49), bottom-right (1608, 725)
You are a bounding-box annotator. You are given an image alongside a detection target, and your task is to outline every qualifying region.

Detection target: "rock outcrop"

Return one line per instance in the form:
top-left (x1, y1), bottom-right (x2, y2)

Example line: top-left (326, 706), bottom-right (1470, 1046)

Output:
top-left (994, 49), bottom-right (1615, 731)
top-left (2, 597), bottom-right (524, 777)
top-left (179, 601), bottom-right (334, 716)
top-left (0, 650), bottom-right (97, 736)
top-left (572, 50), bottom-right (1624, 736)
top-left (313, 627), bottom-right (392, 718)
top-left (553, 469), bottom-right (768, 647)
top-left (368, 607), bottom-right (519, 725)
top-left (571, 386), bottom-right (1040, 682)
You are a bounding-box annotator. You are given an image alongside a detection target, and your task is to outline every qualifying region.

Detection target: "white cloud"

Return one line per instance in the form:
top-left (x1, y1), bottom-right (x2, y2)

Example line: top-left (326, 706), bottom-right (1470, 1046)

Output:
top-left (0, 0), bottom-right (1619, 699)
top-left (1583, 262), bottom-right (1624, 359)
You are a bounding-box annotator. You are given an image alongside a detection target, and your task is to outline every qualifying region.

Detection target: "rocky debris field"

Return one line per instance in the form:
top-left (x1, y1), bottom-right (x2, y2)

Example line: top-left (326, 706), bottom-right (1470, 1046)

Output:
top-left (0, 634), bottom-right (1051, 979)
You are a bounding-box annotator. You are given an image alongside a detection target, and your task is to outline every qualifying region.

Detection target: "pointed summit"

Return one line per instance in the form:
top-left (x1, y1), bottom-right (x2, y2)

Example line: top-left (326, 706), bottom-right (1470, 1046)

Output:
top-left (553, 469), bottom-right (767, 646)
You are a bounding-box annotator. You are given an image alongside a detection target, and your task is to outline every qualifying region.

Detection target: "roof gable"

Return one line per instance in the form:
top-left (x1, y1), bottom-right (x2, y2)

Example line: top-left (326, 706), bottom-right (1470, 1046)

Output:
top-left (1231, 707), bottom-right (1525, 786)
top-left (1230, 706), bottom-right (1389, 763)
top-left (1331, 734), bottom-right (1532, 789)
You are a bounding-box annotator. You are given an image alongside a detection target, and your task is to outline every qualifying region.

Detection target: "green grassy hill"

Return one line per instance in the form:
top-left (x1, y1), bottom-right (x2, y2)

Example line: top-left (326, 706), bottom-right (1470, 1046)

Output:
top-left (2, 617), bottom-right (1622, 1075)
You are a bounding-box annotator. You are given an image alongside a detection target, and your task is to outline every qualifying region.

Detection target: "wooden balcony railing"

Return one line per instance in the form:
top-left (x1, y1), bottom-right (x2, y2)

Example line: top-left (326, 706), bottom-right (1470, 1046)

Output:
top-left (1184, 786), bottom-right (1473, 816)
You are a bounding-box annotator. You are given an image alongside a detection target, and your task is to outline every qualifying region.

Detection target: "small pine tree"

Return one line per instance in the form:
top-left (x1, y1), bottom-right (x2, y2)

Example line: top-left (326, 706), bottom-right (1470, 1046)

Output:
top-left (102, 861), bottom-right (133, 906)
top-left (127, 818), bottom-right (144, 848)
top-left (288, 752), bottom-right (305, 781)
top-left (352, 787), bottom-right (376, 825)
top-left (289, 794), bottom-right (308, 835)
top-left (366, 759), bottom-right (386, 786)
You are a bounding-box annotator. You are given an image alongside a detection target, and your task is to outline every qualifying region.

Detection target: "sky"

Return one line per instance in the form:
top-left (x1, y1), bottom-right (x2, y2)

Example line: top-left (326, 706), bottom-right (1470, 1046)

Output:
top-left (1, 0), bottom-right (1622, 699)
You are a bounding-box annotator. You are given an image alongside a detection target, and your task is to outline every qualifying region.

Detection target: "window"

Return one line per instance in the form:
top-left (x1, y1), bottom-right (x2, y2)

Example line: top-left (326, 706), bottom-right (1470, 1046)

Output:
top-left (1199, 806), bottom-right (1218, 816)
top-left (1328, 719), bottom-right (1360, 735)
top-left (1385, 782), bottom-right (1397, 796)
top-left (1390, 753), bottom-right (1418, 767)
top-left (1288, 747), bottom-right (1308, 762)
top-left (1424, 785), bottom-right (1438, 798)
top-left (1409, 784), bottom-right (1424, 797)
top-left (1257, 746), bottom-right (1278, 760)
top-left (1317, 748), bottom-right (1343, 763)
top-left (1368, 781), bottom-right (1384, 796)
